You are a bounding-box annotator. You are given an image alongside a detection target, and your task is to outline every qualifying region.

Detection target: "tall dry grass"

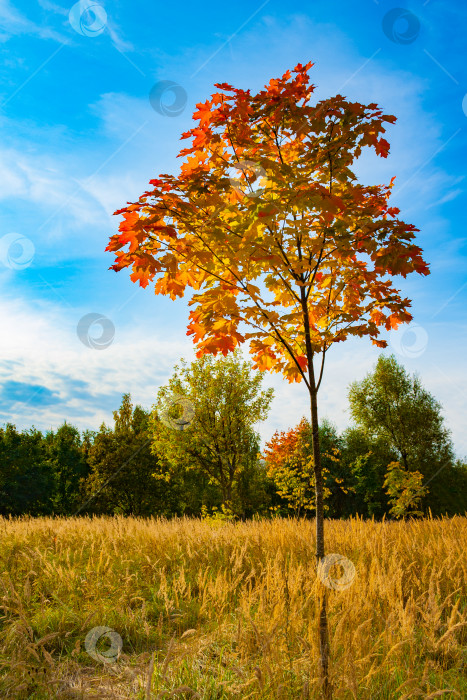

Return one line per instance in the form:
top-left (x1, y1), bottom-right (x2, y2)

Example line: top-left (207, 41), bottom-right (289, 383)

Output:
top-left (0, 513), bottom-right (465, 698)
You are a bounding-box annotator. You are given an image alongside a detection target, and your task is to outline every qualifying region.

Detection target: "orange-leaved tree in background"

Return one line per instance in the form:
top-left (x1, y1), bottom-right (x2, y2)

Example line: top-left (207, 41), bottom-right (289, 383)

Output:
top-left (106, 61), bottom-right (430, 699)
top-left (263, 417), bottom-right (333, 518)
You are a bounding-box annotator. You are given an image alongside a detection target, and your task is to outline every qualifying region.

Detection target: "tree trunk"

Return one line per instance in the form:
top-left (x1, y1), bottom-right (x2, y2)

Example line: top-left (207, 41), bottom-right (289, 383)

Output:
top-left (221, 479), bottom-right (233, 511)
top-left (310, 386), bottom-right (332, 700)
top-left (300, 285), bottom-right (332, 699)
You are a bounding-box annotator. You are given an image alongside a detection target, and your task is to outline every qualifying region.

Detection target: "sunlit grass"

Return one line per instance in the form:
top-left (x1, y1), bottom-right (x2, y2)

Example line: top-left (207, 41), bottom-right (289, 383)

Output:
top-left (0, 514), bottom-right (465, 698)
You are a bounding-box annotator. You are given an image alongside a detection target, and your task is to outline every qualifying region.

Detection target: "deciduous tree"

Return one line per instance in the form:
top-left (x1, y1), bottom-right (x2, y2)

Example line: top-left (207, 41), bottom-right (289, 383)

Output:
top-left (348, 354), bottom-right (460, 515)
top-left (83, 394), bottom-right (176, 516)
top-left (44, 422), bottom-right (89, 514)
top-left (339, 427), bottom-right (396, 518)
top-left (383, 460), bottom-right (427, 519)
top-left (263, 418), bottom-right (337, 518)
top-left (0, 424), bottom-right (53, 515)
top-left (106, 62), bottom-right (429, 698)
top-left (148, 347), bottom-right (274, 518)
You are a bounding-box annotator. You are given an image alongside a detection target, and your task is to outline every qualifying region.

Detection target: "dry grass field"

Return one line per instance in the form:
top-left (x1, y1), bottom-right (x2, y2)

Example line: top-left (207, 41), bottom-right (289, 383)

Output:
top-left (0, 513), bottom-right (465, 699)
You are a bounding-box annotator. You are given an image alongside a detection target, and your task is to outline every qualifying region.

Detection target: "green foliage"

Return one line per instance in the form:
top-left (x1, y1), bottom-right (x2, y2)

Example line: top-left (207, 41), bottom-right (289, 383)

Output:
top-left (148, 347), bottom-right (274, 516)
top-left (200, 502), bottom-right (237, 525)
top-left (347, 353), bottom-right (462, 516)
top-left (1, 352), bottom-right (466, 521)
top-left (265, 417), bottom-right (375, 520)
top-left (0, 424), bottom-right (53, 515)
top-left (83, 394), bottom-right (178, 516)
top-left (339, 427), bottom-right (397, 518)
top-left (44, 422), bottom-right (90, 514)
top-left (302, 418), bottom-right (355, 518)
top-left (383, 460), bottom-right (428, 519)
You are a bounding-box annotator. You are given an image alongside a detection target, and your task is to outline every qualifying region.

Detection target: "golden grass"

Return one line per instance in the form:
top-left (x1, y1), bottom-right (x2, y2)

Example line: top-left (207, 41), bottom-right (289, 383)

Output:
top-left (0, 513), bottom-right (465, 699)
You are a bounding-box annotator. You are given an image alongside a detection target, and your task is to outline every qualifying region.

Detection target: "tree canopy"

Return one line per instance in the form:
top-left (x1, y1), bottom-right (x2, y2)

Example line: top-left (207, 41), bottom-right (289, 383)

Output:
top-left (348, 353), bottom-right (467, 515)
top-left (106, 61), bottom-right (429, 387)
top-left (148, 346), bottom-right (274, 516)
top-left (82, 394), bottom-right (174, 516)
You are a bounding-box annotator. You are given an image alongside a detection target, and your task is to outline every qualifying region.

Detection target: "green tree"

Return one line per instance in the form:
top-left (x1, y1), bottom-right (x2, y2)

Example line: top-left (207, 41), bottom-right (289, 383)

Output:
top-left (301, 418), bottom-right (354, 519)
top-left (383, 460), bottom-right (428, 519)
top-left (432, 457), bottom-right (467, 516)
top-left (82, 395), bottom-right (177, 516)
top-left (233, 452), bottom-right (277, 520)
top-left (0, 424), bottom-right (53, 515)
top-left (44, 422), bottom-right (90, 514)
top-left (348, 354), bottom-right (463, 516)
top-left (338, 427), bottom-right (396, 519)
top-left (148, 347), bottom-right (274, 518)
top-left (263, 417), bottom-right (334, 519)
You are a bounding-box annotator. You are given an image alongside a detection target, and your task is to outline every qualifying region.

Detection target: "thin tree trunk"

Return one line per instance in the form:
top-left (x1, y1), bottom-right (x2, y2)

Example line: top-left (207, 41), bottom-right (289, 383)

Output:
top-left (300, 285), bottom-right (332, 699)
top-left (310, 386), bottom-right (332, 700)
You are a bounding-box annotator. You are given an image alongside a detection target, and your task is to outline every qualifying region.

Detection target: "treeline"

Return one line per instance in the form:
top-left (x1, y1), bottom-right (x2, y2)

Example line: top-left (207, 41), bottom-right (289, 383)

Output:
top-left (1, 351), bottom-right (466, 520)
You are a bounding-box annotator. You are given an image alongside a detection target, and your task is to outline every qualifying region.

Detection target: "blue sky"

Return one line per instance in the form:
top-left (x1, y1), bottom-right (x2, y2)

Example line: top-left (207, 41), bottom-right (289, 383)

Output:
top-left (0, 0), bottom-right (466, 460)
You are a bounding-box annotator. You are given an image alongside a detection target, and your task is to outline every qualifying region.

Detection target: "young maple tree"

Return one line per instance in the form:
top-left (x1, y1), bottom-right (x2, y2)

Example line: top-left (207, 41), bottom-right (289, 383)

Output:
top-left (263, 417), bottom-right (333, 517)
top-left (383, 460), bottom-right (428, 519)
top-left (106, 61), bottom-right (429, 699)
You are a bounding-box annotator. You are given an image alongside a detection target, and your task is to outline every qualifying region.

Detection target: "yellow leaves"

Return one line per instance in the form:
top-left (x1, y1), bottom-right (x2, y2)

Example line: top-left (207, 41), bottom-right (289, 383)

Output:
top-left (282, 360), bottom-right (307, 384)
top-left (256, 204), bottom-right (281, 223)
top-left (383, 461), bottom-right (428, 519)
top-left (276, 311), bottom-right (301, 325)
top-left (164, 277), bottom-right (186, 300)
top-left (245, 282), bottom-right (262, 299)
top-left (211, 318), bottom-right (227, 332)
top-left (324, 449), bottom-right (340, 464)
top-left (107, 63), bottom-right (429, 393)
top-left (315, 315), bottom-right (329, 330)
top-left (255, 353), bottom-right (277, 370)
top-left (314, 273), bottom-right (333, 290)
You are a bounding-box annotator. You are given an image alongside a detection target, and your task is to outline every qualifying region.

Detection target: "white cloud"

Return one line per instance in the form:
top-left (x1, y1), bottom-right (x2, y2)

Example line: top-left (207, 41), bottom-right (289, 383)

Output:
top-left (0, 0), bottom-right (136, 60)
top-left (0, 294), bottom-right (465, 460)
top-left (88, 92), bottom-right (151, 141)
top-left (1, 9), bottom-right (465, 463)
top-left (1, 13), bottom-right (460, 264)
top-left (0, 152), bottom-right (28, 197)
top-left (105, 22), bottom-right (135, 55)
top-left (0, 0), bottom-right (66, 43)
top-left (0, 138), bottom-right (115, 257)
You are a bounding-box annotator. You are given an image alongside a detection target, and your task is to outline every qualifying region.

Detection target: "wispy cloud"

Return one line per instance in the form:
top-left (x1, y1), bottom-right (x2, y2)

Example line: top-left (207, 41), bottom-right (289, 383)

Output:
top-left (0, 4), bottom-right (465, 460)
top-left (0, 0), bottom-right (67, 43)
top-left (1, 0), bottom-right (137, 59)
top-left (0, 293), bottom-right (465, 458)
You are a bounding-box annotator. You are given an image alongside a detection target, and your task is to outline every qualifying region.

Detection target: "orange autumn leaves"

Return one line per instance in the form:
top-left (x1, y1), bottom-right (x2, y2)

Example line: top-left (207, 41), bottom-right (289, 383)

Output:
top-left (106, 61), bottom-right (430, 385)
top-left (261, 418), bottom-right (333, 515)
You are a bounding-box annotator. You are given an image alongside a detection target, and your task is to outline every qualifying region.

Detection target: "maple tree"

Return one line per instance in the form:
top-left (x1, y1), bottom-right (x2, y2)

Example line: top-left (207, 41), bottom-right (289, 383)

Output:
top-left (383, 460), bottom-right (428, 519)
top-left (263, 417), bottom-right (334, 517)
top-left (106, 61), bottom-right (430, 698)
